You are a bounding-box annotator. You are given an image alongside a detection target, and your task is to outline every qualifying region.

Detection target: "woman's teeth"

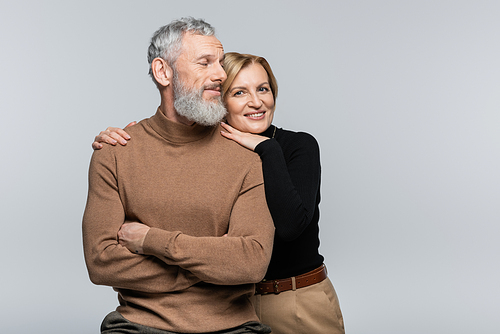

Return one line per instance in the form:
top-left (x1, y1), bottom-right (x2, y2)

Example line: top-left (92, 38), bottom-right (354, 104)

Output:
top-left (246, 112), bottom-right (264, 118)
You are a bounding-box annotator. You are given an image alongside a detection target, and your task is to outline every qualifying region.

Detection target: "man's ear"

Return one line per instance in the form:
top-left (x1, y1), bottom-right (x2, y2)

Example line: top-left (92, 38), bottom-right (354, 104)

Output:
top-left (151, 58), bottom-right (173, 87)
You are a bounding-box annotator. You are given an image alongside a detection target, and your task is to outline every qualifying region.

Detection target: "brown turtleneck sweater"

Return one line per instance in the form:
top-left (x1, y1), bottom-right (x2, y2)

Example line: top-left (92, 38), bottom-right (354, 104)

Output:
top-left (82, 109), bottom-right (274, 333)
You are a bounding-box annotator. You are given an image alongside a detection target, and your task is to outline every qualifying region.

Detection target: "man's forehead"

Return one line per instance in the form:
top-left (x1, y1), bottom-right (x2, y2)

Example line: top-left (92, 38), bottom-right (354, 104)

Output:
top-left (181, 33), bottom-right (224, 58)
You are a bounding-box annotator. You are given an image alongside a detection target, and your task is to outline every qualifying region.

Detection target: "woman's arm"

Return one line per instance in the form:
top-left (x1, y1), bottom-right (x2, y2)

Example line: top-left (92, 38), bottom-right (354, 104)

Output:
top-left (255, 132), bottom-right (321, 242)
top-left (220, 123), bottom-right (321, 242)
top-left (220, 122), bottom-right (269, 151)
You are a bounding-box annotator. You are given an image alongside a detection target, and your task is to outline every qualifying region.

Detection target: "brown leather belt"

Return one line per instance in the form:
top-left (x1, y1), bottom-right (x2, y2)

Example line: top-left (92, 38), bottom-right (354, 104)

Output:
top-left (255, 264), bottom-right (327, 295)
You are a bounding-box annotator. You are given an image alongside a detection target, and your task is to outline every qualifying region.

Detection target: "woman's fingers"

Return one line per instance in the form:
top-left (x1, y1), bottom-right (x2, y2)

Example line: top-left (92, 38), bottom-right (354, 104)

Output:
top-left (92, 126), bottom-right (133, 150)
top-left (220, 122), bottom-right (241, 134)
top-left (111, 128), bottom-right (131, 143)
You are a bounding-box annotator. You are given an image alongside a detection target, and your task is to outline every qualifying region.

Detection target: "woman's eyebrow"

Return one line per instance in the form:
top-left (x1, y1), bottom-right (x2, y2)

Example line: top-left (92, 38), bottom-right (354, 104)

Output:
top-left (229, 86), bottom-right (246, 92)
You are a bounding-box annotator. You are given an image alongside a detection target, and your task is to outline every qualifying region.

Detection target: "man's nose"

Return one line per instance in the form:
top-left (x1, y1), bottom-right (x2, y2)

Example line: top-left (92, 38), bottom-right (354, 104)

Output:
top-left (211, 62), bottom-right (227, 83)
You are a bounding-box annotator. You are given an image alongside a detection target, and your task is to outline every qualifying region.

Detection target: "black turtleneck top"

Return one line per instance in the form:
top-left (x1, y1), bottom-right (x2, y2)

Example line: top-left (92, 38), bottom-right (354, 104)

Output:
top-left (255, 125), bottom-right (325, 280)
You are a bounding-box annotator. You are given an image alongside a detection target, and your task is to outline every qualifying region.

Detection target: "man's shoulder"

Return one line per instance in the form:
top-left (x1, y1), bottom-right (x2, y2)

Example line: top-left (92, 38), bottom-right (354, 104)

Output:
top-left (124, 117), bottom-right (151, 137)
top-left (91, 117), bottom-right (152, 160)
top-left (211, 125), bottom-right (261, 161)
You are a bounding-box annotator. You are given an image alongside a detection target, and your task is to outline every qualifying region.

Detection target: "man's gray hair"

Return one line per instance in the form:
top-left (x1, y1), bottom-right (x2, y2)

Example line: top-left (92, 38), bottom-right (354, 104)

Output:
top-left (147, 17), bottom-right (216, 85)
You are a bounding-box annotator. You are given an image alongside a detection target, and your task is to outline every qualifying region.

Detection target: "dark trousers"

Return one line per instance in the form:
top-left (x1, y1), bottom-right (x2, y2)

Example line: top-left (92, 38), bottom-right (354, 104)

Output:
top-left (101, 311), bottom-right (271, 334)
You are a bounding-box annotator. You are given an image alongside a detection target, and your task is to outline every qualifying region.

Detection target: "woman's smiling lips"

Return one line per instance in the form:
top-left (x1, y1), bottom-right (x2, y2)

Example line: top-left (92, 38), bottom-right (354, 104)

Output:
top-left (245, 111), bottom-right (266, 119)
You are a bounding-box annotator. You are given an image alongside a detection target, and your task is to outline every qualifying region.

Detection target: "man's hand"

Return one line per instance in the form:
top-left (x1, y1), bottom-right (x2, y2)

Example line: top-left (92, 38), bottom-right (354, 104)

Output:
top-left (220, 122), bottom-right (269, 151)
top-left (117, 222), bottom-right (150, 254)
top-left (92, 121), bottom-right (136, 150)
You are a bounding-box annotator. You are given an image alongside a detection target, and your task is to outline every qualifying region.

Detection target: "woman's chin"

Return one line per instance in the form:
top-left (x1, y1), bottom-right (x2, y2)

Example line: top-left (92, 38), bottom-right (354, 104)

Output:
top-left (248, 124), bottom-right (269, 134)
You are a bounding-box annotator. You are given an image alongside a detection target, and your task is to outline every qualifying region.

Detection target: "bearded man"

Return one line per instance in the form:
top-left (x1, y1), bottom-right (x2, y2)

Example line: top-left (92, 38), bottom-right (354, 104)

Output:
top-left (82, 17), bottom-right (274, 334)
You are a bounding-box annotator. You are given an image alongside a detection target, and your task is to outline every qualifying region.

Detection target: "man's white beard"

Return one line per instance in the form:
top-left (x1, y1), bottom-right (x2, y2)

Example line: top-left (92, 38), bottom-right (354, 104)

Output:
top-left (173, 74), bottom-right (227, 127)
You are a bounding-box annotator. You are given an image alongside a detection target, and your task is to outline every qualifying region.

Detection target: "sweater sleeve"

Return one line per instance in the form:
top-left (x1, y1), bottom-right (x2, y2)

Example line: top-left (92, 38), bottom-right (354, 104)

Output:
top-left (142, 159), bottom-right (275, 285)
top-left (82, 148), bottom-right (199, 293)
top-left (254, 132), bottom-right (321, 241)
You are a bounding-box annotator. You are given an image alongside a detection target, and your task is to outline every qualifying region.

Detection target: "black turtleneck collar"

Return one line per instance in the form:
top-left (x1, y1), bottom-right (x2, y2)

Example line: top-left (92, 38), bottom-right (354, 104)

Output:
top-left (260, 125), bottom-right (276, 138)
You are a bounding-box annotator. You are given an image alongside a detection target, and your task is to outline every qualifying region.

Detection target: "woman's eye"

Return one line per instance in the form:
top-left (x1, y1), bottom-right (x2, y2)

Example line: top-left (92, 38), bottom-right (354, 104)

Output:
top-left (233, 91), bottom-right (243, 96)
top-left (259, 87), bottom-right (269, 92)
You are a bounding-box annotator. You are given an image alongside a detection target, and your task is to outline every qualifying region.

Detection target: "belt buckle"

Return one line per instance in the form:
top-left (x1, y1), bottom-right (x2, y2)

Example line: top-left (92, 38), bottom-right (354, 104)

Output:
top-left (273, 280), bottom-right (281, 294)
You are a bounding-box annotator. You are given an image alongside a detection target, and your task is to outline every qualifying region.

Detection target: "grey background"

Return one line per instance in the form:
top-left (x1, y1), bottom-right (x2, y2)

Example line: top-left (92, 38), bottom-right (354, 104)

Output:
top-left (1, 1), bottom-right (498, 333)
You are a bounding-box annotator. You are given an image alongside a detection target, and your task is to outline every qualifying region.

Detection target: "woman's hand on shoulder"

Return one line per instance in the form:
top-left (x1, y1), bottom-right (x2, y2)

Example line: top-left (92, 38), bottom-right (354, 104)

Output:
top-left (92, 121), bottom-right (136, 150)
top-left (220, 122), bottom-right (269, 151)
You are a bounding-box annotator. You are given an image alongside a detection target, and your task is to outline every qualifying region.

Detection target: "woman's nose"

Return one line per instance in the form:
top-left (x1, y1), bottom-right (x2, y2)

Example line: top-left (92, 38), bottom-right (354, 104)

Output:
top-left (247, 92), bottom-right (262, 108)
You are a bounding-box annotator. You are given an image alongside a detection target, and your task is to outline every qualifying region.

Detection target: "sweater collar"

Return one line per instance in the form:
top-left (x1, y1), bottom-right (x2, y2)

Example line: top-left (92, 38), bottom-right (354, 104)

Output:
top-left (148, 108), bottom-right (214, 144)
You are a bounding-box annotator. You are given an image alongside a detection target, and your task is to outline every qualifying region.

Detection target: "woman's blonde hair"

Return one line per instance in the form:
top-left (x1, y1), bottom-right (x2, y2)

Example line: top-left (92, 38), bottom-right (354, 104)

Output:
top-left (222, 52), bottom-right (278, 105)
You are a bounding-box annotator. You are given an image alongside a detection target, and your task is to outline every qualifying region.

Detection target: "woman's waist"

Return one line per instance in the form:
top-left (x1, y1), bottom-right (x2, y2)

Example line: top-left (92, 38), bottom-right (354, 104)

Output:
top-left (265, 252), bottom-right (324, 279)
top-left (256, 263), bottom-right (327, 295)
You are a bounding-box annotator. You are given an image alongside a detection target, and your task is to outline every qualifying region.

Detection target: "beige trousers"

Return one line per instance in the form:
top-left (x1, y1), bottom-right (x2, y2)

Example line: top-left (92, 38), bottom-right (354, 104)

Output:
top-left (251, 277), bottom-right (345, 334)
